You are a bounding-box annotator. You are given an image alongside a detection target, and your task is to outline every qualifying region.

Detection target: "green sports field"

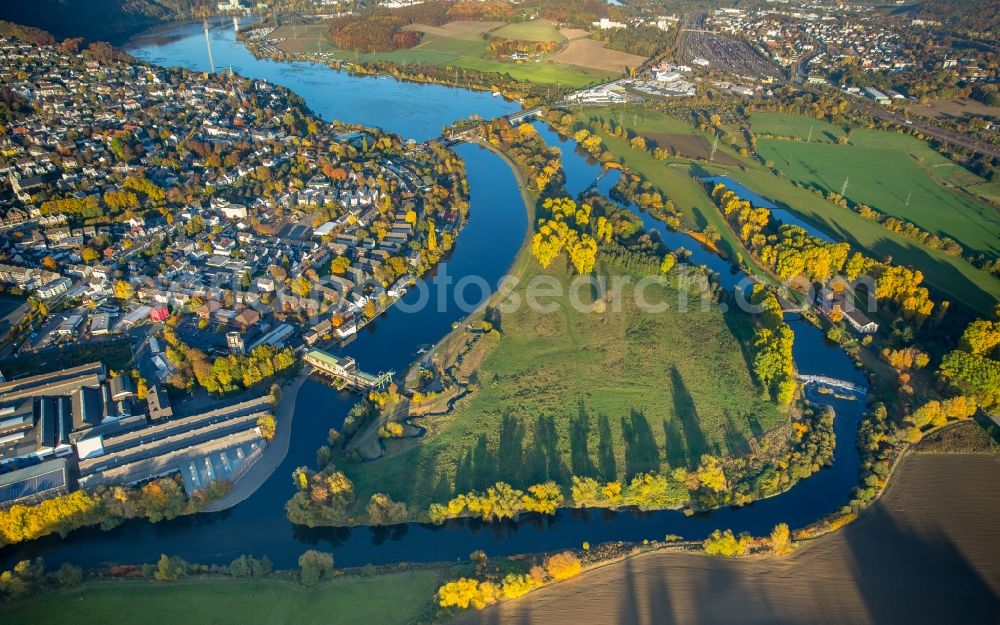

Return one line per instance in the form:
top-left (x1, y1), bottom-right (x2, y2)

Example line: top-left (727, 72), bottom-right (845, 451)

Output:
top-left (5, 572), bottom-right (439, 625)
top-left (750, 112), bottom-right (847, 143)
top-left (756, 130), bottom-right (1000, 257)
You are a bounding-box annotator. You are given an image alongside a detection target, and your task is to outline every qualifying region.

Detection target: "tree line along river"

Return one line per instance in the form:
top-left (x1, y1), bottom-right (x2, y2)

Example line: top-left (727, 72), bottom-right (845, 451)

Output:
top-left (0, 18), bottom-right (868, 571)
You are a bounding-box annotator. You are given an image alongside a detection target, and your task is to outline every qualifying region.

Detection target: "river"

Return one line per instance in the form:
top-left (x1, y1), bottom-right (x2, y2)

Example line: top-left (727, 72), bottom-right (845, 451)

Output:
top-left (0, 20), bottom-right (868, 570)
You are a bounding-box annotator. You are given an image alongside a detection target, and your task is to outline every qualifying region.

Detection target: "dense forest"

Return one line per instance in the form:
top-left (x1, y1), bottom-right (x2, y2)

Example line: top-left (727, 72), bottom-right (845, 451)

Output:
top-left (323, 1), bottom-right (522, 53)
top-left (534, 0), bottom-right (608, 28)
top-left (326, 15), bottom-right (420, 53)
top-left (892, 0), bottom-right (1000, 33)
top-left (594, 24), bottom-right (671, 58)
top-left (323, 1), bottom-right (454, 53)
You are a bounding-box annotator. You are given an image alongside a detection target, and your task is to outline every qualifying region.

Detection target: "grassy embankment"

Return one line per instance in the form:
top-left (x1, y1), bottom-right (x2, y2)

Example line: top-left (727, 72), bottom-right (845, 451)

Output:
top-left (344, 178), bottom-right (786, 514)
top-left (582, 106), bottom-right (1000, 315)
top-left (3, 571), bottom-right (439, 625)
top-left (579, 108), bottom-right (772, 280)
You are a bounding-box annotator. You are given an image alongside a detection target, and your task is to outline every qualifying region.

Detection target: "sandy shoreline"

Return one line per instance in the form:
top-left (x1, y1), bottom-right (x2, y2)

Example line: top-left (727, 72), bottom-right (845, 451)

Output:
top-left (200, 371), bottom-right (309, 513)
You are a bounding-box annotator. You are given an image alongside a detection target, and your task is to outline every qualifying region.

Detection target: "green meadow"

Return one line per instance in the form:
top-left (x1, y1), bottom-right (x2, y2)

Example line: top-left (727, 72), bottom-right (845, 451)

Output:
top-left (750, 112), bottom-right (847, 143)
top-left (272, 22), bottom-right (609, 87)
top-left (367, 33), bottom-right (608, 87)
top-left (4, 573), bottom-right (439, 625)
top-left (588, 106), bottom-right (704, 136)
top-left (756, 131), bottom-right (1000, 257)
top-left (491, 19), bottom-right (567, 42)
top-left (578, 106), bottom-right (1000, 313)
top-left (344, 259), bottom-right (785, 512)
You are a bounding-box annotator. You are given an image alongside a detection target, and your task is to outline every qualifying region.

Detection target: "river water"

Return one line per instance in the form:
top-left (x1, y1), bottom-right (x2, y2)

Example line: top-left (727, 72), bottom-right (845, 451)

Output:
top-left (0, 20), bottom-right (867, 570)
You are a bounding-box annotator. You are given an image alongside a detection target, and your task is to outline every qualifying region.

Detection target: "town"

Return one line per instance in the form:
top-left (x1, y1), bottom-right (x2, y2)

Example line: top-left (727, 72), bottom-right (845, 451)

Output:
top-left (0, 32), bottom-right (466, 510)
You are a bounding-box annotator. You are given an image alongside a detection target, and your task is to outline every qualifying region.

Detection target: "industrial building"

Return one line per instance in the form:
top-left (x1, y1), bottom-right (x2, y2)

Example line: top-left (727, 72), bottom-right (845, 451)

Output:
top-left (0, 362), bottom-right (113, 465)
top-left (0, 360), bottom-right (274, 507)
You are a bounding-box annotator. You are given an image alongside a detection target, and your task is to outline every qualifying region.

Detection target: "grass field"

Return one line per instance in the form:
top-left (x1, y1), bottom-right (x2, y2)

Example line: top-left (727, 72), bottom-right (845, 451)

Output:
top-left (491, 19), bottom-right (566, 42)
top-left (403, 20), bottom-right (504, 37)
top-left (588, 107), bottom-right (703, 136)
top-left (5, 572), bottom-right (440, 625)
top-left (583, 122), bottom-right (757, 269)
top-left (269, 20), bottom-right (613, 87)
top-left (578, 106), bottom-right (1000, 313)
top-left (345, 258), bottom-right (786, 511)
top-left (716, 163), bottom-right (1000, 314)
top-left (363, 32), bottom-right (609, 87)
top-left (750, 112), bottom-right (847, 143)
top-left (756, 131), bottom-right (1000, 257)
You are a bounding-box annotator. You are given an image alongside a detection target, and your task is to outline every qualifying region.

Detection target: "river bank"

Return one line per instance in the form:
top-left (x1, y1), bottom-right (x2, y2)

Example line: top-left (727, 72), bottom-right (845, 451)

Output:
top-left (4, 443), bottom-right (996, 625)
top-left (200, 372), bottom-right (309, 514)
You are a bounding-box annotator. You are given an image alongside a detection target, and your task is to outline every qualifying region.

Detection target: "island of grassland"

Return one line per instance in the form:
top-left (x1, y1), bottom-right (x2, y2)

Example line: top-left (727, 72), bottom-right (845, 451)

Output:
top-left (2, 3), bottom-right (1000, 621)
top-left (285, 98), bottom-right (1000, 529)
top-left (285, 118), bottom-right (831, 527)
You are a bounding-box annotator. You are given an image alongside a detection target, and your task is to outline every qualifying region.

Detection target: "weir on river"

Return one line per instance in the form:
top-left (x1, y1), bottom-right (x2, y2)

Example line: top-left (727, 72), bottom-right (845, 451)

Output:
top-left (0, 19), bottom-right (870, 570)
top-left (798, 375), bottom-right (867, 396)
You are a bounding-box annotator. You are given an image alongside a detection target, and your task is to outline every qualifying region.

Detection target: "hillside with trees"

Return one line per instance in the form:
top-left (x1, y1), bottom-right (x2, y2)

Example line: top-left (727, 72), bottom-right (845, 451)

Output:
top-left (0, 0), bottom-right (214, 42)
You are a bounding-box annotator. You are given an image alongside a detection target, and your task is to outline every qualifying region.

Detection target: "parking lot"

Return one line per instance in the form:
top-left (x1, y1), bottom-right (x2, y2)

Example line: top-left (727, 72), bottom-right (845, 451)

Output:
top-left (679, 11), bottom-right (782, 80)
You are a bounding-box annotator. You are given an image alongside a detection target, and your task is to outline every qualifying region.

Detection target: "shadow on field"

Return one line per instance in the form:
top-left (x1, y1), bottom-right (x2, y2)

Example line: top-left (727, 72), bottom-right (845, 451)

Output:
top-left (844, 499), bottom-right (1000, 625)
top-left (451, 412), bottom-right (569, 492)
top-left (622, 409), bottom-right (660, 477)
top-left (570, 402), bottom-right (595, 477)
top-left (597, 413), bottom-right (617, 482)
top-left (669, 366), bottom-right (709, 468)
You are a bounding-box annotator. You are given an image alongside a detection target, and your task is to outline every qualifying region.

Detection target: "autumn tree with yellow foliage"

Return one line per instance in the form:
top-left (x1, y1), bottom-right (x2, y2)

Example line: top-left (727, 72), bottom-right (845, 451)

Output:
top-left (545, 551), bottom-right (582, 580)
top-left (437, 578), bottom-right (500, 610)
top-left (531, 198), bottom-right (603, 276)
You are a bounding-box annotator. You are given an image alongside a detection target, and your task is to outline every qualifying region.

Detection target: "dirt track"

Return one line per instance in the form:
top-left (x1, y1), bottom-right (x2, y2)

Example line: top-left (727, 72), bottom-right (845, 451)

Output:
top-left (457, 454), bottom-right (1000, 625)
